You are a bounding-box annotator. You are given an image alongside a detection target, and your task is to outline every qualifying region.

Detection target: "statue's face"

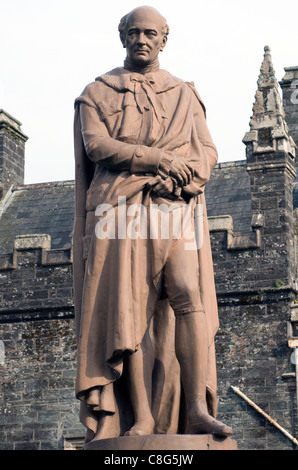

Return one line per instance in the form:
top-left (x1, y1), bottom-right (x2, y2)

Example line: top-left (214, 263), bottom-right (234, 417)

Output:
top-left (125, 8), bottom-right (167, 66)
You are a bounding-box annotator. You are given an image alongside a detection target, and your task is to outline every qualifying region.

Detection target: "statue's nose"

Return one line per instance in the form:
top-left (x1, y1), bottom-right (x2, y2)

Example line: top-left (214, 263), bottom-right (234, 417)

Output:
top-left (137, 32), bottom-right (146, 45)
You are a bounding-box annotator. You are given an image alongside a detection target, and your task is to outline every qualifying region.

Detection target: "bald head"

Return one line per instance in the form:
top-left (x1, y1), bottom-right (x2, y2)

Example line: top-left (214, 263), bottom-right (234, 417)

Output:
top-left (118, 6), bottom-right (169, 46)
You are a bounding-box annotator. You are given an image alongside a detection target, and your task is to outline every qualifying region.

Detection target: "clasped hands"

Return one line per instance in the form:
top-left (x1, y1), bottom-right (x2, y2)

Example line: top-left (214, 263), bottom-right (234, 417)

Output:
top-left (150, 151), bottom-right (194, 198)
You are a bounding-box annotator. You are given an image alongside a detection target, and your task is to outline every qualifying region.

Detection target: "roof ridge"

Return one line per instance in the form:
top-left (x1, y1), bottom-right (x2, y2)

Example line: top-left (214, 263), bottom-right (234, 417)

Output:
top-left (213, 160), bottom-right (247, 169)
top-left (13, 180), bottom-right (75, 191)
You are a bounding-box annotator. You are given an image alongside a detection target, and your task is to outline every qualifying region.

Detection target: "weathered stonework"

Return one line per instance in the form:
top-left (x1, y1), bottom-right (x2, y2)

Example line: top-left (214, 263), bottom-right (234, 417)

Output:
top-left (280, 66), bottom-right (298, 149)
top-left (0, 318), bottom-right (80, 450)
top-left (0, 110), bottom-right (28, 201)
top-left (0, 243), bottom-right (84, 450)
top-left (210, 48), bottom-right (298, 450)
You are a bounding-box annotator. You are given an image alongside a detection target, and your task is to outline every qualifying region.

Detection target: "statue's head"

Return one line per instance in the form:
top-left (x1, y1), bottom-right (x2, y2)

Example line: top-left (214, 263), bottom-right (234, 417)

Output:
top-left (118, 6), bottom-right (169, 67)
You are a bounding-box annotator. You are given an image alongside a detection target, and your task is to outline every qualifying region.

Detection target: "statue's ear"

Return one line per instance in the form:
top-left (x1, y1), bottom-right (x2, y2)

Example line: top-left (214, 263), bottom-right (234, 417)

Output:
top-left (120, 32), bottom-right (127, 48)
top-left (160, 35), bottom-right (167, 52)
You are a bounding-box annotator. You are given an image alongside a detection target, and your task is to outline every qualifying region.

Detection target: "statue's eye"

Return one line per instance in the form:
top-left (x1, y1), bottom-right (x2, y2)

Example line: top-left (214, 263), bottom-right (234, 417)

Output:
top-left (146, 30), bottom-right (157, 38)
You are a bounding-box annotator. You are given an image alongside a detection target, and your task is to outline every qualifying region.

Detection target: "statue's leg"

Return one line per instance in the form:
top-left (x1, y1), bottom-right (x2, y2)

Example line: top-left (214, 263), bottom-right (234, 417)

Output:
top-left (164, 241), bottom-right (232, 437)
top-left (175, 310), bottom-right (232, 436)
top-left (124, 329), bottom-right (155, 436)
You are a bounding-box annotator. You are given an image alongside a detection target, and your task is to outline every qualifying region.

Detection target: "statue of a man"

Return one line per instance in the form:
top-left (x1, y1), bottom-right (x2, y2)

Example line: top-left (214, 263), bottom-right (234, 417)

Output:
top-left (73, 5), bottom-right (232, 443)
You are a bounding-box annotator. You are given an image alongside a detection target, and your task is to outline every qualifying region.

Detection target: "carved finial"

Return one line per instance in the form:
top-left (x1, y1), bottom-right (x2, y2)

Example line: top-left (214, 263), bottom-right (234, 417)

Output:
top-left (243, 46), bottom-right (296, 157)
top-left (248, 46), bottom-right (285, 128)
top-left (257, 45), bottom-right (277, 89)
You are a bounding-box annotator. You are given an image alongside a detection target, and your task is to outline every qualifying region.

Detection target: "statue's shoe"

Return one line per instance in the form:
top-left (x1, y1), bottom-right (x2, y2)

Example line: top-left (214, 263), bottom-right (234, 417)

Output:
top-left (186, 404), bottom-right (233, 437)
top-left (124, 418), bottom-right (155, 437)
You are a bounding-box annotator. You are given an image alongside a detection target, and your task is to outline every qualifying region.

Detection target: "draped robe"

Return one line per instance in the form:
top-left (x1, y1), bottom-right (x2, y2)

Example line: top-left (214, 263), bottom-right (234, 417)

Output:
top-left (73, 67), bottom-right (219, 438)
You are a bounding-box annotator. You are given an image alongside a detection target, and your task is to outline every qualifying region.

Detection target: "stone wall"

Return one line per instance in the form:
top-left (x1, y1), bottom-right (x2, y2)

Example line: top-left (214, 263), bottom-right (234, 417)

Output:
top-left (214, 273), bottom-right (297, 449)
top-left (208, 150), bottom-right (298, 449)
top-left (0, 318), bottom-right (80, 450)
top-left (1, 223), bottom-right (298, 450)
top-left (209, 222), bottom-right (298, 449)
top-left (0, 238), bottom-right (84, 450)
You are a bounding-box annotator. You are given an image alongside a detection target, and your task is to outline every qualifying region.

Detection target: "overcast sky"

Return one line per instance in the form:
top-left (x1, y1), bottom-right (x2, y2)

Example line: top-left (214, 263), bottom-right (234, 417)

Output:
top-left (1, 0), bottom-right (298, 184)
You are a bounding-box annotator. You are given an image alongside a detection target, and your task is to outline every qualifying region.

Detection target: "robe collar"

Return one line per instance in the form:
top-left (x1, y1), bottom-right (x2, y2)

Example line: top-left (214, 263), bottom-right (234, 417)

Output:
top-left (95, 67), bottom-right (183, 95)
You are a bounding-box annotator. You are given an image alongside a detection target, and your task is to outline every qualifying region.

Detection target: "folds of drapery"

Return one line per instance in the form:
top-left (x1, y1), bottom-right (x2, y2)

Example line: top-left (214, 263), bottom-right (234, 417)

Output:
top-left (73, 68), bottom-right (219, 438)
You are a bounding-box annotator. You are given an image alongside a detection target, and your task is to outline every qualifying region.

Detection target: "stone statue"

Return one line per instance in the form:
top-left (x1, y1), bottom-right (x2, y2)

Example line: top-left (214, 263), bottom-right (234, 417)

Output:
top-left (73, 5), bottom-right (232, 444)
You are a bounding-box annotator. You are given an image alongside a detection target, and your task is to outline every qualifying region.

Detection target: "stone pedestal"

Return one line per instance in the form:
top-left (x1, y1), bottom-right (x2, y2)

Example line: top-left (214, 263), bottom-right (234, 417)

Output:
top-left (84, 434), bottom-right (237, 451)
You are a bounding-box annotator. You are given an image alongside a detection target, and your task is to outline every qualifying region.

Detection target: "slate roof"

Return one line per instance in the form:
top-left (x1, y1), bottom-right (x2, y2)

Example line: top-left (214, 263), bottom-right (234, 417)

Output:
top-left (0, 181), bottom-right (75, 254)
top-left (0, 159), bottom-right (297, 255)
top-left (205, 160), bottom-right (252, 233)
